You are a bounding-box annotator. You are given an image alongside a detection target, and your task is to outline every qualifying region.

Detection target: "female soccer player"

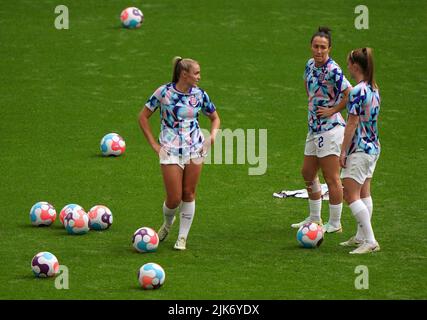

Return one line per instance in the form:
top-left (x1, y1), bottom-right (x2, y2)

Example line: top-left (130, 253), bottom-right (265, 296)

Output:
top-left (139, 57), bottom-right (220, 250)
top-left (291, 27), bottom-right (351, 233)
top-left (339, 48), bottom-right (381, 254)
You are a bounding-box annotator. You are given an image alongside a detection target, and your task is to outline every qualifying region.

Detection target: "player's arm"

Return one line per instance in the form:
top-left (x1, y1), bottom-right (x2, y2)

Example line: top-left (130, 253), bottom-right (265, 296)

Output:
top-left (201, 111), bottom-right (220, 155)
top-left (317, 87), bottom-right (350, 118)
top-left (339, 114), bottom-right (359, 168)
top-left (206, 111), bottom-right (220, 145)
top-left (138, 107), bottom-right (161, 154)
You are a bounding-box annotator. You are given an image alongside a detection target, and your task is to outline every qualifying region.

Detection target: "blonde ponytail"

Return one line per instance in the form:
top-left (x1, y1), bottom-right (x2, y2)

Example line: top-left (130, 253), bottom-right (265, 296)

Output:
top-left (171, 57), bottom-right (199, 83)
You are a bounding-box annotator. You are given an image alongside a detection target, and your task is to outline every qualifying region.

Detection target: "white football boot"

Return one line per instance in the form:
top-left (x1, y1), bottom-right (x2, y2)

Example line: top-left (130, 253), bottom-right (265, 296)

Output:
top-left (349, 241), bottom-right (380, 254)
top-left (322, 222), bottom-right (343, 233)
top-left (157, 217), bottom-right (176, 242)
top-left (174, 237), bottom-right (187, 250)
top-left (291, 217), bottom-right (323, 229)
top-left (339, 235), bottom-right (363, 247)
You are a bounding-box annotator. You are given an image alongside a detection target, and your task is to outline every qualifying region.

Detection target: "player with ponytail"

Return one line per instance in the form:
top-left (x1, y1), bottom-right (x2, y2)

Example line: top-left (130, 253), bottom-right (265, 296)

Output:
top-left (339, 47), bottom-right (381, 254)
top-left (139, 57), bottom-right (220, 250)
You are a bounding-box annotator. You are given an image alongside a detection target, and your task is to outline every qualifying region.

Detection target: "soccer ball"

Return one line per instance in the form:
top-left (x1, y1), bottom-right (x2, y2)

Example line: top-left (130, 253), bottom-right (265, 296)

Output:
top-left (31, 252), bottom-right (60, 278)
top-left (120, 7), bottom-right (144, 29)
top-left (59, 204), bottom-right (85, 226)
top-left (88, 205), bottom-right (113, 230)
top-left (30, 202), bottom-right (56, 226)
top-left (100, 133), bottom-right (126, 156)
top-left (297, 222), bottom-right (324, 248)
top-left (138, 263), bottom-right (165, 289)
top-left (64, 207), bottom-right (89, 235)
top-left (132, 227), bottom-right (159, 253)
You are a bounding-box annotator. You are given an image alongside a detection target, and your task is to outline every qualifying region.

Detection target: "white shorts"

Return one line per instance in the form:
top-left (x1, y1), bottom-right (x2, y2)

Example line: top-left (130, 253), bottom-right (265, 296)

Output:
top-left (341, 152), bottom-right (379, 185)
top-left (159, 151), bottom-right (206, 170)
top-left (304, 125), bottom-right (344, 158)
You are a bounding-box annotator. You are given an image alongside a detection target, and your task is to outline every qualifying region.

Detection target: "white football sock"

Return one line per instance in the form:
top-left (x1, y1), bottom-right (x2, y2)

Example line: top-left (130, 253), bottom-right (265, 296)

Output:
top-left (361, 196), bottom-right (373, 218)
top-left (163, 202), bottom-right (178, 227)
top-left (328, 203), bottom-right (342, 228)
top-left (349, 200), bottom-right (376, 244)
top-left (309, 199), bottom-right (322, 222)
top-left (355, 197), bottom-right (373, 240)
top-left (178, 201), bottom-right (195, 240)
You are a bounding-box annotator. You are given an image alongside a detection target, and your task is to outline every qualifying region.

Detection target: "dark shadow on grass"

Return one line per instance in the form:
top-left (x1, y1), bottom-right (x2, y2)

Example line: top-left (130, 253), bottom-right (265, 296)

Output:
top-left (110, 24), bottom-right (145, 32)
top-left (18, 223), bottom-right (63, 230)
top-left (281, 244), bottom-right (320, 252)
top-left (51, 224), bottom-right (65, 230)
top-left (17, 222), bottom-right (66, 232)
top-left (88, 153), bottom-right (125, 159)
top-left (16, 273), bottom-right (57, 283)
top-left (128, 247), bottom-right (162, 255)
top-left (90, 153), bottom-right (106, 158)
top-left (128, 285), bottom-right (165, 295)
top-left (25, 224), bottom-right (92, 236)
top-left (18, 274), bottom-right (41, 281)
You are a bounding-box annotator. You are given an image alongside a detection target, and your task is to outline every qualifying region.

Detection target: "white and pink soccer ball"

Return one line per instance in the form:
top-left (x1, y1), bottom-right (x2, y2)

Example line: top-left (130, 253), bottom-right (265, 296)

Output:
top-left (64, 206), bottom-right (89, 235)
top-left (120, 7), bottom-right (144, 29)
top-left (138, 262), bottom-right (165, 289)
top-left (100, 133), bottom-right (126, 156)
top-left (31, 252), bottom-right (60, 278)
top-left (132, 227), bottom-right (159, 253)
top-left (59, 204), bottom-right (85, 226)
top-left (297, 222), bottom-right (324, 248)
top-left (30, 202), bottom-right (57, 226)
top-left (88, 205), bottom-right (113, 230)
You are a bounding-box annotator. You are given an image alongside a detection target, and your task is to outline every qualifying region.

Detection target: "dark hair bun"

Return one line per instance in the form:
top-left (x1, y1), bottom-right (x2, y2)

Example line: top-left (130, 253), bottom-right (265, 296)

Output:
top-left (318, 26), bottom-right (331, 34)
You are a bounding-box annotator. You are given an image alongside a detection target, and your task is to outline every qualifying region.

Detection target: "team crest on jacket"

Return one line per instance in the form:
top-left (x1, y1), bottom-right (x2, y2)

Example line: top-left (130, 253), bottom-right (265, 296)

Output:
top-left (189, 96), bottom-right (197, 107)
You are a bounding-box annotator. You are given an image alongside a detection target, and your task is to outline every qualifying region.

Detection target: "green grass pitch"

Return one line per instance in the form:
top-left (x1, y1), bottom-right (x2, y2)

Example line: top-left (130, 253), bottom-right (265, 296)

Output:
top-left (0, 0), bottom-right (426, 299)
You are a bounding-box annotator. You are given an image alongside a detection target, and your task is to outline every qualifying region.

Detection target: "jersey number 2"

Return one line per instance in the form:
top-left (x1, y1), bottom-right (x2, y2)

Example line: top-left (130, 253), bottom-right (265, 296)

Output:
top-left (318, 136), bottom-right (324, 148)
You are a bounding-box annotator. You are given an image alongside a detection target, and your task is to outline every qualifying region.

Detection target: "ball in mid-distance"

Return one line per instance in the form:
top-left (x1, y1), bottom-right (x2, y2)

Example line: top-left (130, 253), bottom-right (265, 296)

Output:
top-left (88, 205), bottom-right (113, 230)
top-left (120, 7), bottom-right (144, 29)
top-left (31, 252), bottom-right (60, 278)
top-left (132, 227), bottom-right (159, 253)
top-left (100, 133), bottom-right (126, 156)
top-left (64, 207), bottom-right (89, 235)
top-left (297, 222), bottom-right (324, 248)
top-left (138, 263), bottom-right (165, 289)
top-left (30, 202), bottom-right (56, 226)
top-left (59, 204), bottom-right (85, 226)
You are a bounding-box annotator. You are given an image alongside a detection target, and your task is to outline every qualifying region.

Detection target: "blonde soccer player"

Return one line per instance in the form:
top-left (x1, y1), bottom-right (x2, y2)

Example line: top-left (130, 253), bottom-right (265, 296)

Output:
top-left (139, 57), bottom-right (220, 250)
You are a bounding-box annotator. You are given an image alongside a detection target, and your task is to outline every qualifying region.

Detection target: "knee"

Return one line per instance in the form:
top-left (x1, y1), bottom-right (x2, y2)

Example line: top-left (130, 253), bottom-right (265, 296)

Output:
top-left (324, 175), bottom-right (342, 188)
top-left (304, 177), bottom-right (321, 194)
top-left (301, 168), bottom-right (313, 182)
top-left (165, 197), bottom-right (181, 209)
top-left (342, 187), bottom-right (353, 204)
top-left (343, 188), bottom-right (349, 203)
top-left (182, 189), bottom-right (196, 202)
top-left (302, 169), bottom-right (318, 186)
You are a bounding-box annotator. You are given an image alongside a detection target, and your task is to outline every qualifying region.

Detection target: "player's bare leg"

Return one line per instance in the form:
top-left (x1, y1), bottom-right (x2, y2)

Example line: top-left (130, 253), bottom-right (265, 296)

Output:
top-left (343, 178), bottom-right (379, 254)
top-left (158, 164), bottom-right (183, 241)
top-left (319, 155), bottom-right (343, 233)
top-left (291, 156), bottom-right (323, 228)
top-left (174, 160), bottom-right (203, 250)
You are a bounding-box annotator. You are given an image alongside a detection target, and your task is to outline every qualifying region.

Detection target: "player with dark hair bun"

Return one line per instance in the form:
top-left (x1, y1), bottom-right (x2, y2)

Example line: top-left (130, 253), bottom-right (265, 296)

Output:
top-left (291, 27), bottom-right (351, 233)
